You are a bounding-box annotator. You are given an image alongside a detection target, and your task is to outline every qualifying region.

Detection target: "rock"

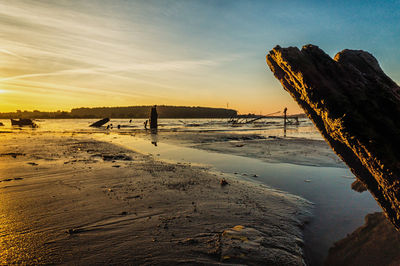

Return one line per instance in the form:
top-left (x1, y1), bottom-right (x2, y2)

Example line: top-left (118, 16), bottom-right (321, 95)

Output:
top-left (220, 178), bottom-right (228, 186)
top-left (220, 225), bottom-right (305, 265)
top-left (351, 179), bottom-right (367, 193)
top-left (267, 44), bottom-right (400, 230)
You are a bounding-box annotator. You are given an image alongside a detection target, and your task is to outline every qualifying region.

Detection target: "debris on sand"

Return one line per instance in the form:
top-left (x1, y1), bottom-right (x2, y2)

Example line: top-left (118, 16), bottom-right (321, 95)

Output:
top-left (0, 177), bottom-right (23, 182)
top-left (66, 228), bottom-right (85, 235)
top-left (220, 179), bottom-right (228, 186)
top-left (0, 152), bottom-right (25, 158)
top-left (94, 154), bottom-right (132, 161)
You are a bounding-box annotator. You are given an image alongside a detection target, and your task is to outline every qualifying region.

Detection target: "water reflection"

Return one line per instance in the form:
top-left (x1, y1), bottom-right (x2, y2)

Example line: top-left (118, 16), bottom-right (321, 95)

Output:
top-left (325, 212), bottom-right (400, 265)
top-left (0, 185), bottom-right (48, 264)
top-left (150, 130), bottom-right (158, 146)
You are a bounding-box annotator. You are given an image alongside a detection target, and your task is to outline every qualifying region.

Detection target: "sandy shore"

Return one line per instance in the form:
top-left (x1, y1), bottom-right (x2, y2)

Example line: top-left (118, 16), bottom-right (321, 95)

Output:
top-left (155, 132), bottom-right (345, 168)
top-left (0, 132), bottom-right (311, 265)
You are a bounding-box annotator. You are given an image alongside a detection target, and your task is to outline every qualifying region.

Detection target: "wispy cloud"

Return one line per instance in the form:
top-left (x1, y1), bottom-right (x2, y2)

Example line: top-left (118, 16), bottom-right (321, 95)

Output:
top-left (0, 0), bottom-right (247, 111)
top-left (0, 48), bottom-right (28, 60)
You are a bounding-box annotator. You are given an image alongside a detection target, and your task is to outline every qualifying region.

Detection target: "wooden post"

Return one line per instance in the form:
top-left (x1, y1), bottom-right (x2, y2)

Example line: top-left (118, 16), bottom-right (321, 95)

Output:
top-left (150, 105), bottom-right (158, 130)
top-left (283, 107), bottom-right (287, 137)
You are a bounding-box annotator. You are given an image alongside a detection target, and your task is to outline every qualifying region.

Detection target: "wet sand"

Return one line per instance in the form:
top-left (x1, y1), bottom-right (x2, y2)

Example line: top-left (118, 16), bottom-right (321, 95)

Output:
top-left (155, 132), bottom-right (345, 168)
top-left (0, 132), bottom-right (311, 264)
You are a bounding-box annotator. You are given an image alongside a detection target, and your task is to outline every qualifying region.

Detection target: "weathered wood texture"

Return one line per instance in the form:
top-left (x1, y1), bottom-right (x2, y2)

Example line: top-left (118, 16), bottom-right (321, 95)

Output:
top-left (266, 44), bottom-right (400, 229)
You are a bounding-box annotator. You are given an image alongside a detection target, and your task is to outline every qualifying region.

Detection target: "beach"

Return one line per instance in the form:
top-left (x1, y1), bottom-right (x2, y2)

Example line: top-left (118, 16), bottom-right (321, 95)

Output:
top-left (0, 131), bottom-right (311, 265)
top-left (0, 118), bottom-right (398, 265)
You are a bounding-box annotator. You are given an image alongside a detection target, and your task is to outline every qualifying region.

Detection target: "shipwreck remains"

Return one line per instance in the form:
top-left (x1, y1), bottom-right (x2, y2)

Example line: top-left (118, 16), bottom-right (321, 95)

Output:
top-left (266, 45), bottom-right (400, 230)
top-left (150, 105), bottom-right (158, 130)
top-left (89, 118), bottom-right (110, 128)
top-left (10, 118), bottom-right (37, 127)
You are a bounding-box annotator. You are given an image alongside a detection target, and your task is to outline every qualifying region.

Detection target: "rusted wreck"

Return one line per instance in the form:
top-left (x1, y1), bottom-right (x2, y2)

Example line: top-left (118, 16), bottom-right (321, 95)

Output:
top-left (11, 118), bottom-right (37, 127)
top-left (266, 44), bottom-right (400, 230)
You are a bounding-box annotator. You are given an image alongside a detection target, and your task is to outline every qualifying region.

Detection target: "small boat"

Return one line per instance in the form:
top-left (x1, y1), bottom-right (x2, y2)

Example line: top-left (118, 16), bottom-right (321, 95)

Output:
top-left (89, 118), bottom-right (110, 127)
top-left (10, 118), bottom-right (37, 127)
top-left (0, 122), bottom-right (4, 126)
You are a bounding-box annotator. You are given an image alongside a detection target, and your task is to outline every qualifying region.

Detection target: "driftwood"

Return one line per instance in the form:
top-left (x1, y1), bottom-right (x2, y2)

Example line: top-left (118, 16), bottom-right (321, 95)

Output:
top-left (266, 44), bottom-right (400, 230)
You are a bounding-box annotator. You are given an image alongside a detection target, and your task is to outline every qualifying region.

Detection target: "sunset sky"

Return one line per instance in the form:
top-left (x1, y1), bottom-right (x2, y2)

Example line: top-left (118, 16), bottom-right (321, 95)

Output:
top-left (1, 0), bottom-right (399, 114)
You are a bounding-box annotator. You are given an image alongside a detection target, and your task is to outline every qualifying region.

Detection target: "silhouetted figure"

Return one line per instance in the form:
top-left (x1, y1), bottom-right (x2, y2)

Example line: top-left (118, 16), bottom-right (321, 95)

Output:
top-left (150, 105), bottom-right (158, 131)
top-left (129, 119), bottom-right (132, 123)
top-left (117, 125), bottom-right (121, 129)
top-left (144, 120), bottom-right (148, 130)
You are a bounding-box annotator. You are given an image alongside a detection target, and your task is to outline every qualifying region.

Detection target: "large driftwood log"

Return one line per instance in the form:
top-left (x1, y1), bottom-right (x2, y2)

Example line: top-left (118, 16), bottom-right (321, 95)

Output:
top-left (266, 45), bottom-right (400, 230)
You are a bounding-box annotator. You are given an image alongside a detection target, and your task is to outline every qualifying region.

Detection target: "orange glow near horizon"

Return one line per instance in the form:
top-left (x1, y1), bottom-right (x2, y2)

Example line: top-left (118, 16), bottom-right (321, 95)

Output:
top-left (0, 1), bottom-right (306, 115)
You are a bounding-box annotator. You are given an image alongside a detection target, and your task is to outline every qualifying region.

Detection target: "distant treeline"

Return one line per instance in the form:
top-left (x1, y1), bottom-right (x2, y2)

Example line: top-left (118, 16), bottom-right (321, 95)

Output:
top-left (0, 106), bottom-right (238, 119)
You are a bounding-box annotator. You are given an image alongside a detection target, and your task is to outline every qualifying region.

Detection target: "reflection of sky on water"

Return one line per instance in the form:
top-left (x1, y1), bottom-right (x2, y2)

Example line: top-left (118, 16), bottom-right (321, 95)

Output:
top-left (0, 181), bottom-right (49, 263)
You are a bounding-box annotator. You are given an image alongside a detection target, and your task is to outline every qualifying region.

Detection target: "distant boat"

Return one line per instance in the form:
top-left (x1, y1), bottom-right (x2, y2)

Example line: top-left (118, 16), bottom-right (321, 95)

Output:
top-left (89, 118), bottom-right (110, 127)
top-left (0, 122), bottom-right (4, 126)
top-left (10, 118), bottom-right (37, 127)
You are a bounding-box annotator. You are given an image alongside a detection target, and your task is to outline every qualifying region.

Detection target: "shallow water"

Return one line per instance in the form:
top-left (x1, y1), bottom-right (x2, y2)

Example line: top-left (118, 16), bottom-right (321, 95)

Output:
top-left (0, 117), bottom-right (322, 140)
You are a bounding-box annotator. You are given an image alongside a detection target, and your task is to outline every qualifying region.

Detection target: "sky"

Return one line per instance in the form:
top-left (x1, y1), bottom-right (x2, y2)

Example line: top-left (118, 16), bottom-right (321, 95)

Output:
top-left (1, 0), bottom-right (400, 114)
